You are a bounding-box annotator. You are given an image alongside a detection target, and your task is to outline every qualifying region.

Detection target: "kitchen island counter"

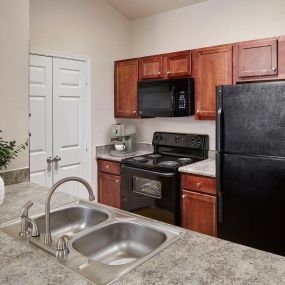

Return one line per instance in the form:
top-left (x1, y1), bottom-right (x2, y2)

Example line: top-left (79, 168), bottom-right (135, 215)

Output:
top-left (1, 182), bottom-right (285, 285)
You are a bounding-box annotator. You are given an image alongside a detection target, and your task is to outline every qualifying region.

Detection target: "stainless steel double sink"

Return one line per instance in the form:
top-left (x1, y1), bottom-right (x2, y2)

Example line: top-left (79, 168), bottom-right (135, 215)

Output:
top-left (1, 200), bottom-right (184, 285)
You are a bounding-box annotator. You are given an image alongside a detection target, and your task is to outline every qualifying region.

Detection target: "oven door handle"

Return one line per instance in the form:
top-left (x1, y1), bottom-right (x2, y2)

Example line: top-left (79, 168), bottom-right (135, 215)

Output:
top-left (121, 165), bottom-right (176, 177)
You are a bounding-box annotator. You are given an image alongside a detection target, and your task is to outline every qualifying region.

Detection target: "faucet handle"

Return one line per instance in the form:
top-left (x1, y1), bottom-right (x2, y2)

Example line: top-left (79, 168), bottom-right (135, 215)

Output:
top-left (20, 200), bottom-right (33, 218)
top-left (19, 201), bottom-right (34, 238)
top-left (56, 235), bottom-right (72, 259)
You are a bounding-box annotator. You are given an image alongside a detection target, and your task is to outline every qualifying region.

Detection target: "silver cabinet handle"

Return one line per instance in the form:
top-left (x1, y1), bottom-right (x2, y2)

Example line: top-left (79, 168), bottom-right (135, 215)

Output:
top-left (54, 156), bottom-right (61, 163)
top-left (46, 157), bottom-right (53, 164)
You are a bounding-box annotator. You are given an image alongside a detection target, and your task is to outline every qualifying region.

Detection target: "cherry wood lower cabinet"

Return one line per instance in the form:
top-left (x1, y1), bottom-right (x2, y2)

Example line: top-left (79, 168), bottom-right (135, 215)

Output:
top-left (181, 174), bottom-right (216, 237)
top-left (97, 159), bottom-right (121, 209)
top-left (98, 172), bottom-right (121, 209)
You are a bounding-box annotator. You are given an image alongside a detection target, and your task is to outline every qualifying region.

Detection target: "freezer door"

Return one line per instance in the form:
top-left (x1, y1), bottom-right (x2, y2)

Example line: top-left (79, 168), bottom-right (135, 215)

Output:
top-left (217, 82), bottom-right (285, 157)
top-left (217, 153), bottom-right (285, 256)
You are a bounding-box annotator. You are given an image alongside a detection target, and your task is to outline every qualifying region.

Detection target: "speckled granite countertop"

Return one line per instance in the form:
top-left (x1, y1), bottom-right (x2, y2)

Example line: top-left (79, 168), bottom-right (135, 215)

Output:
top-left (96, 143), bottom-right (153, 162)
top-left (179, 158), bottom-right (216, 177)
top-left (1, 183), bottom-right (285, 285)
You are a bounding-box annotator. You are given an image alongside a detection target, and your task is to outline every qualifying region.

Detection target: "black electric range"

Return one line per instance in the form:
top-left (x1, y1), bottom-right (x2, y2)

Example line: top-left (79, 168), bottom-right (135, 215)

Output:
top-left (121, 132), bottom-right (209, 225)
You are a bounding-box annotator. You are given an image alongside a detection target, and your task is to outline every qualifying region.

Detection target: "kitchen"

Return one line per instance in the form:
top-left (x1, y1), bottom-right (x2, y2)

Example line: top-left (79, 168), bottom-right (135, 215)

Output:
top-left (1, 0), bottom-right (285, 284)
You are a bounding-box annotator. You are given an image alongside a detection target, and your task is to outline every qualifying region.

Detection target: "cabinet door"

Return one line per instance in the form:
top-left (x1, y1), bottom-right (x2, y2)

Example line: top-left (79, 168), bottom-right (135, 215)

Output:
top-left (194, 45), bottom-right (232, 120)
top-left (115, 59), bottom-right (139, 118)
top-left (98, 172), bottom-right (121, 209)
top-left (165, 51), bottom-right (191, 78)
top-left (139, 56), bottom-right (163, 80)
top-left (235, 39), bottom-right (277, 79)
top-left (181, 190), bottom-right (216, 236)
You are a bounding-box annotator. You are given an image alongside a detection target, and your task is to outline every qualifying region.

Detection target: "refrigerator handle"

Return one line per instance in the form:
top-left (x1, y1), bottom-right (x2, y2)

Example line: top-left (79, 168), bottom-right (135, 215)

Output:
top-left (216, 86), bottom-right (223, 153)
top-left (216, 152), bottom-right (223, 223)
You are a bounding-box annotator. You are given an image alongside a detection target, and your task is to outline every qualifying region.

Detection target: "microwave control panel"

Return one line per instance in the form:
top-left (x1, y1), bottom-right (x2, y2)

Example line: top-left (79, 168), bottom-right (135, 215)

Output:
top-left (178, 91), bottom-right (186, 109)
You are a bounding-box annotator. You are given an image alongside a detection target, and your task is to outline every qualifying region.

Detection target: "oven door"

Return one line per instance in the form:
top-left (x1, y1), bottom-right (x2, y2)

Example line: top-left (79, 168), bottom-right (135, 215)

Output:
top-left (121, 165), bottom-right (180, 225)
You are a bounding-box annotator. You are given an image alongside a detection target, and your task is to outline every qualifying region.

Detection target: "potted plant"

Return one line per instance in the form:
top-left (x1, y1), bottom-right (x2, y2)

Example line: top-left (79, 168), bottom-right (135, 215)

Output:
top-left (0, 130), bottom-right (28, 200)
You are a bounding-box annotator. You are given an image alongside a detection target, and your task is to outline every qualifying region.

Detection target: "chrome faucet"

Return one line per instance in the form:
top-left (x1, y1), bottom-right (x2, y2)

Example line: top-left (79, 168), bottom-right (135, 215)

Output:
top-left (44, 177), bottom-right (95, 245)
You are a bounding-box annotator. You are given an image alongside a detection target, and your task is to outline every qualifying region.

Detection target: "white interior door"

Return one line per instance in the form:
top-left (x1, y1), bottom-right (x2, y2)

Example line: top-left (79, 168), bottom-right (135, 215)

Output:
top-left (29, 55), bottom-right (53, 186)
top-left (52, 58), bottom-right (89, 198)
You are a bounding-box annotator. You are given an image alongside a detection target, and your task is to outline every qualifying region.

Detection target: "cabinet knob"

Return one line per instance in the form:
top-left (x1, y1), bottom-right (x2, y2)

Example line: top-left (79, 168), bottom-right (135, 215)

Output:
top-left (158, 71), bottom-right (161, 75)
top-left (133, 110), bottom-right (137, 114)
top-left (197, 110), bottom-right (200, 114)
top-left (115, 179), bottom-right (119, 184)
top-left (196, 182), bottom-right (202, 188)
top-left (182, 194), bottom-right (186, 199)
top-left (272, 67), bottom-right (277, 72)
top-left (167, 71), bottom-right (170, 74)
top-left (105, 165), bottom-right (110, 169)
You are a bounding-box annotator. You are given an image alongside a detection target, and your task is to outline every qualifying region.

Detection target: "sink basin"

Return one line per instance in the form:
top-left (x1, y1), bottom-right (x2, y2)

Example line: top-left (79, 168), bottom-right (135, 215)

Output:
top-left (35, 206), bottom-right (109, 237)
top-left (1, 200), bottom-right (183, 285)
top-left (72, 222), bottom-right (167, 265)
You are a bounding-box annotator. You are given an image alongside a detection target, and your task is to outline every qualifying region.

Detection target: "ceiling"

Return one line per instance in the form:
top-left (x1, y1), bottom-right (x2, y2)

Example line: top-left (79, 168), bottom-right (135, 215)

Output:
top-left (105, 0), bottom-right (208, 20)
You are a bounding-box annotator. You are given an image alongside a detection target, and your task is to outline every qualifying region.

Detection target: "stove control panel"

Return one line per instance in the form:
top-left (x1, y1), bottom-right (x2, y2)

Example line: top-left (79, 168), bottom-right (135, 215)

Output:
top-left (153, 132), bottom-right (209, 150)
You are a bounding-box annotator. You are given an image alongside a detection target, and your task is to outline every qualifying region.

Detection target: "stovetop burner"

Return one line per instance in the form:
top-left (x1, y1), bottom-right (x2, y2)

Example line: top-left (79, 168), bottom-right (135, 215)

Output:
top-left (121, 132), bottom-right (209, 172)
top-left (157, 161), bottom-right (179, 167)
top-left (123, 154), bottom-right (197, 171)
top-left (132, 156), bottom-right (148, 162)
top-left (146, 154), bottom-right (162, 159)
top-left (177, 157), bottom-right (193, 163)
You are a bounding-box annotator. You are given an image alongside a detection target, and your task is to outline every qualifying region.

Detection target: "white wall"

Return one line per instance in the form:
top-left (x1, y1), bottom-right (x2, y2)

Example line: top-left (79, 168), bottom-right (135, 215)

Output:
top-left (0, 0), bottom-right (30, 171)
top-left (30, 0), bottom-right (131, 190)
top-left (118, 0), bottom-right (285, 150)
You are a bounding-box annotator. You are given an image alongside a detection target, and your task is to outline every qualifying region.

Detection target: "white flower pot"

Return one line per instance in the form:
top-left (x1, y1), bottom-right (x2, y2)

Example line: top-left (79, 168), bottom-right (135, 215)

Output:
top-left (0, 176), bottom-right (4, 205)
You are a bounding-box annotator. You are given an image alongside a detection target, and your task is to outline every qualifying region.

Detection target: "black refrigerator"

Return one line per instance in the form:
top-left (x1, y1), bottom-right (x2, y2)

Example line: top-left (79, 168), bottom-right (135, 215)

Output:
top-left (216, 82), bottom-right (285, 256)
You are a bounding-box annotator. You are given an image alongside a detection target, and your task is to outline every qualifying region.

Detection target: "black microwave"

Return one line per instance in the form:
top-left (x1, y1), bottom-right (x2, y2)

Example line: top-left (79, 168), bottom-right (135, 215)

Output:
top-left (138, 78), bottom-right (194, 117)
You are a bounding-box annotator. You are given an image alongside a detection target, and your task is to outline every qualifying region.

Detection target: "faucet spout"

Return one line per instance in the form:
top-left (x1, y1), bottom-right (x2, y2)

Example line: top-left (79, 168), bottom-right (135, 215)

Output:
top-left (44, 177), bottom-right (95, 245)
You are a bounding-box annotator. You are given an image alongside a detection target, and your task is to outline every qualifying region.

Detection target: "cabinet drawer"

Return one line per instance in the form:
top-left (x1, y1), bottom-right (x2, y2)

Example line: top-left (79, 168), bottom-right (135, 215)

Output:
top-left (181, 174), bottom-right (216, 195)
top-left (98, 159), bottom-right (120, 175)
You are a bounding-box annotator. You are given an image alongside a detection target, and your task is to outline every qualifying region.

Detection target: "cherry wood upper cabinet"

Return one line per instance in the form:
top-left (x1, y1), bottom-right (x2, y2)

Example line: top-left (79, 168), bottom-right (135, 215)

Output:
top-left (164, 51), bottom-right (192, 78)
top-left (234, 37), bottom-right (285, 82)
top-left (234, 38), bottom-right (277, 80)
top-left (193, 45), bottom-right (233, 120)
top-left (115, 59), bottom-right (139, 118)
top-left (139, 56), bottom-right (163, 80)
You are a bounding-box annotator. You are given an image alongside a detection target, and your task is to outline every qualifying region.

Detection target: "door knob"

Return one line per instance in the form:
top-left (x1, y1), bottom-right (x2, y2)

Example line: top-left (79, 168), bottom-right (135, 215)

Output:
top-left (46, 157), bottom-right (53, 164)
top-left (54, 156), bottom-right (61, 163)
